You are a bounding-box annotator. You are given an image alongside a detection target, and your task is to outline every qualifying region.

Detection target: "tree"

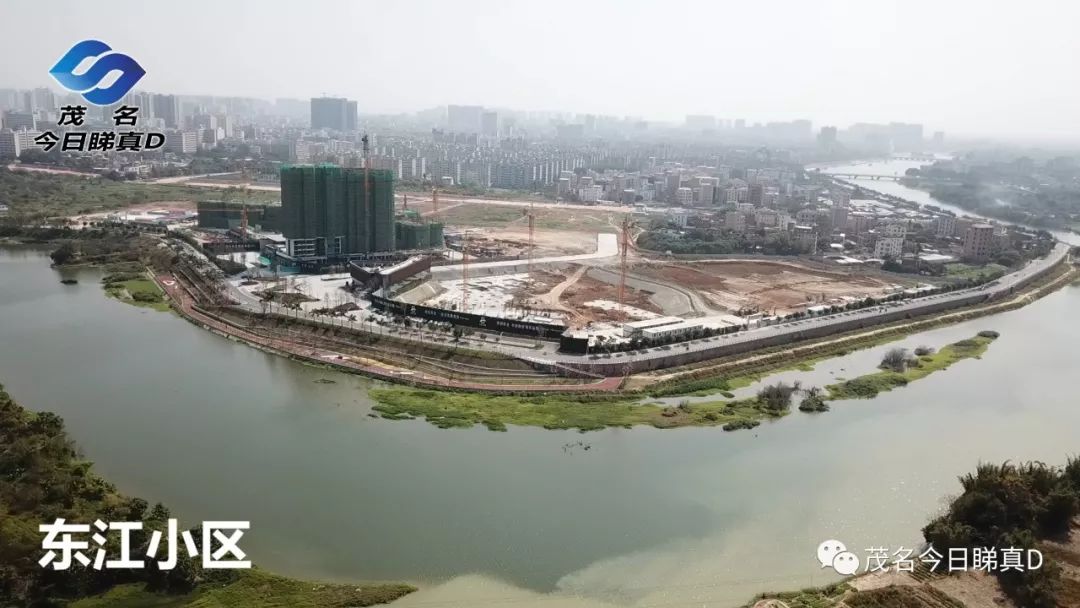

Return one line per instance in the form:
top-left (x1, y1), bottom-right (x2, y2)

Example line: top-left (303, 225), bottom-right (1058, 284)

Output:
top-left (49, 241), bottom-right (77, 265)
top-left (757, 382), bottom-right (796, 413)
top-left (880, 348), bottom-right (908, 372)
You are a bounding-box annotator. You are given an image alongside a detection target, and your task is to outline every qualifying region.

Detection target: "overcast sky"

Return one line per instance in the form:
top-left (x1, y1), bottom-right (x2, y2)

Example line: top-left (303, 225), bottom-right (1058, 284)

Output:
top-left (1, 0), bottom-right (1076, 142)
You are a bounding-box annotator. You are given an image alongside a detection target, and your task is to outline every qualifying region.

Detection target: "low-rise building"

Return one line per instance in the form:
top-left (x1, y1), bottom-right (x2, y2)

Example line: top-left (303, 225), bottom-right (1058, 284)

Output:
top-left (725, 210), bottom-right (747, 232)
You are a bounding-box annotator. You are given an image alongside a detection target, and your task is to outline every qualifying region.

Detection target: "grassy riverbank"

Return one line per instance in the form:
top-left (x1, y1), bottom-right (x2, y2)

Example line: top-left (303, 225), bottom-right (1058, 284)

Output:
top-left (70, 571), bottom-right (415, 608)
top-left (370, 332), bottom-right (999, 432)
top-left (100, 262), bottom-right (171, 312)
top-left (370, 389), bottom-right (781, 432)
top-left (825, 333), bottom-right (996, 400)
top-left (0, 383), bottom-right (415, 607)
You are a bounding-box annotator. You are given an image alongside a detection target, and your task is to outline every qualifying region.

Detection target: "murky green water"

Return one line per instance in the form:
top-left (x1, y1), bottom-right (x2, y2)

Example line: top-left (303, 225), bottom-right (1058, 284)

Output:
top-left (3, 244), bottom-right (1078, 607)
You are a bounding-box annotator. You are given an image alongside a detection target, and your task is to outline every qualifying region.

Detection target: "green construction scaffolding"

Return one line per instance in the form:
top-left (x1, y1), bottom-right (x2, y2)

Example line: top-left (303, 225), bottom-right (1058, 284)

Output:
top-left (279, 164), bottom-right (396, 254)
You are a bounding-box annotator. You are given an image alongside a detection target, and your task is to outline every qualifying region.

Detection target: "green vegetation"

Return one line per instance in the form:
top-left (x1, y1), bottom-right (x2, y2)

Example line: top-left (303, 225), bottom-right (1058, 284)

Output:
top-left (843, 586), bottom-right (967, 608)
top-left (826, 334), bottom-right (996, 400)
top-left (438, 203), bottom-right (621, 232)
top-left (374, 334), bottom-right (999, 432)
top-left (923, 459), bottom-right (1080, 607)
top-left (798, 388), bottom-right (830, 412)
top-left (647, 355), bottom-right (826, 398)
top-left (0, 167), bottom-right (277, 221)
top-left (369, 388), bottom-right (785, 432)
top-left (637, 221), bottom-right (806, 255)
top-left (749, 457), bottom-right (1080, 608)
top-left (944, 262), bottom-right (1008, 282)
top-left (746, 583), bottom-right (851, 607)
top-left (70, 571), bottom-right (415, 608)
top-left (0, 383), bottom-right (415, 607)
top-left (101, 263), bottom-right (170, 311)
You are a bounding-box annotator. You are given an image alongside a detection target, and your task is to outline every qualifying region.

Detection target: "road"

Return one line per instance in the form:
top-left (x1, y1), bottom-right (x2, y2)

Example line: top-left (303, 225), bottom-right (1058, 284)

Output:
top-left (430, 233), bottom-right (619, 278)
top-left (208, 236), bottom-right (1069, 374)
top-left (137, 173), bottom-right (636, 213)
top-left (159, 272), bottom-right (622, 393)
top-left (544, 243), bottom-right (1070, 367)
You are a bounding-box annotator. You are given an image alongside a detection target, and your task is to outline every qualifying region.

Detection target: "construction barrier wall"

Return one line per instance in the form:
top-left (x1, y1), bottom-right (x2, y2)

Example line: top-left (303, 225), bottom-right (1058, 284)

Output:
top-left (367, 293), bottom-right (567, 340)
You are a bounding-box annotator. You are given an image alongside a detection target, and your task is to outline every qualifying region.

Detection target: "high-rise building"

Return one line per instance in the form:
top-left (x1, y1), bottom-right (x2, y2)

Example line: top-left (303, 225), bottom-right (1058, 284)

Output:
top-left (310, 97), bottom-right (357, 132)
top-left (1, 111), bottom-right (35, 131)
top-left (675, 187), bottom-right (693, 207)
top-left (817, 126), bottom-right (838, 148)
top-left (934, 215), bottom-right (956, 238)
top-left (481, 110), bottom-right (499, 137)
top-left (0, 129), bottom-right (21, 158)
top-left (447, 105), bottom-right (483, 133)
top-left (0, 89), bottom-right (17, 112)
top-left (152, 94), bottom-right (181, 128)
top-left (28, 88), bottom-right (56, 113)
top-left (279, 165), bottom-right (396, 258)
top-left (685, 115), bottom-right (716, 130)
top-left (165, 130), bottom-right (198, 154)
top-left (748, 183), bottom-right (764, 206)
top-left (962, 224), bottom-right (995, 262)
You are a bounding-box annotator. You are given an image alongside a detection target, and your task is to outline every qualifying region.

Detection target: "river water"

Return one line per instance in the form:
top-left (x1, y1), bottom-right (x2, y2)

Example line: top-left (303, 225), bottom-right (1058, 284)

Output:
top-left (818, 157), bottom-right (1080, 247)
top-left (2, 177), bottom-right (1078, 607)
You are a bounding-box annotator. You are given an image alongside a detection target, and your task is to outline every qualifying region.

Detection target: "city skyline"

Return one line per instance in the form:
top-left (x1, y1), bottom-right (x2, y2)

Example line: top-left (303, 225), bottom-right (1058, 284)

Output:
top-left (2, 0), bottom-right (1079, 144)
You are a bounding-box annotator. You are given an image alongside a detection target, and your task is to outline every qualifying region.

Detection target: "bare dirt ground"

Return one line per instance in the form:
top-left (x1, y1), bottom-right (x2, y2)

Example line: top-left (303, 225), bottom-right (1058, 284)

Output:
top-left (71, 200), bottom-right (196, 223)
top-left (461, 227), bottom-right (597, 258)
top-left (415, 200), bottom-right (623, 234)
top-left (636, 259), bottom-right (906, 314)
top-left (511, 265), bottom-right (662, 327)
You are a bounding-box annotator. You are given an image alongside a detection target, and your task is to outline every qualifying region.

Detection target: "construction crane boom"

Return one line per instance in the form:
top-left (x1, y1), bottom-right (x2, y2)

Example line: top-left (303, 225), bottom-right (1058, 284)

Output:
top-left (619, 216), bottom-right (633, 311)
top-left (527, 203), bottom-right (535, 278)
top-left (461, 230), bottom-right (470, 311)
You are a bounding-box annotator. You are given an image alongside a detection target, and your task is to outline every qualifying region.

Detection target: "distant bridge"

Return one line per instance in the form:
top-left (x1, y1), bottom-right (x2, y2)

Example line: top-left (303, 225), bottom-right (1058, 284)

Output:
top-left (827, 173), bottom-right (904, 182)
top-left (890, 154), bottom-right (937, 161)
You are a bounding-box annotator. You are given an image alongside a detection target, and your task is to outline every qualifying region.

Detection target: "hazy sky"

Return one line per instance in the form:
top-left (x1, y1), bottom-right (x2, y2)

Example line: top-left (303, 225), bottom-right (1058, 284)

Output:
top-left (1, 0), bottom-right (1077, 142)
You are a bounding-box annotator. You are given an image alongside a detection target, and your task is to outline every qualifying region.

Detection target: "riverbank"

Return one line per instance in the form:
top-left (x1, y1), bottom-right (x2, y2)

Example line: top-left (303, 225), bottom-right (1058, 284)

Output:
top-left (635, 260), bottom-right (1075, 397)
top-left (0, 383), bottom-right (416, 607)
top-left (367, 331), bottom-right (1000, 432)
top-left (825, 333), bottom-right (996, 400)
top-left (370, 388), bottom-right (779, 432)
top-left (100, 262), bottom-right (171, 312)
top-left (746, 459), bottom-right (1080, 608)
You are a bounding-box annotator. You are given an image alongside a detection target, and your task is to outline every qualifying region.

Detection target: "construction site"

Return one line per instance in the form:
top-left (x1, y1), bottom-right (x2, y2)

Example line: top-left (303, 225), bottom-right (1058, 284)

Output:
top-left (219, 199), bottom-right (927, 359)
top-left (137, 160), bottom-right (1072, 390)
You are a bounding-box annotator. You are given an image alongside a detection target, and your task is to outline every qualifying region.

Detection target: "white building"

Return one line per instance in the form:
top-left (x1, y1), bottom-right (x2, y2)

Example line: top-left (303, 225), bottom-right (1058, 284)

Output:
top-left (577, 185), bottom-right (602, 202)
top-left (675, 187), bottom-right (693, 206)
top-left (874, 220), bottom-right (906, 259)
top-left (934, 215), bottom-right (956, 238)
top-left (881, 220), bottom-right (907, 239)
top-left (165, 130), bottom-right (198, 154)
top-left (874, 236), bottom-right (904, 259)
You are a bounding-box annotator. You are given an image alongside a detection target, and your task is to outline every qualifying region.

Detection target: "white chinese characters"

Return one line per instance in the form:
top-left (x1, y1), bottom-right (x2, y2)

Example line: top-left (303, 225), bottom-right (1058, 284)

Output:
top-left (817, 538), bottom-right (1042, 575)
top-left (39, 518), bottom-right (250, 571)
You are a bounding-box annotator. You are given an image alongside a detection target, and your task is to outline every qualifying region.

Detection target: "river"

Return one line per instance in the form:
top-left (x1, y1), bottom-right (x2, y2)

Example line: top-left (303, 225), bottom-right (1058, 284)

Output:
top-left (2, 235), bottom-right (1078, 606)
top-left (817, 157), bottom-right (1080, 247)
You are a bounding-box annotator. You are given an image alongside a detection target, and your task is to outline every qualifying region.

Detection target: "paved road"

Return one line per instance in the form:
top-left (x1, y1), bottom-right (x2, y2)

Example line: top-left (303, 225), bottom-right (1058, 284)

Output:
top-left (214, 240), bottom-right (1069, 373)
top-left (544, 243), bottom-right (1070, 366)
top-left (430, 233), bottom-right (619, 278)
top-left (159, 273), bottom-right (622, 393)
